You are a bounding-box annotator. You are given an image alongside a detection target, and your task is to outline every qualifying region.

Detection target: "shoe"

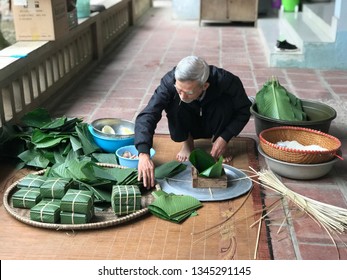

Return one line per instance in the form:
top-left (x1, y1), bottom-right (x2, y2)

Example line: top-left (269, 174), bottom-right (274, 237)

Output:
top-left (276, 40), bottom-right (299, 51)
top-left (90, 5), bottom-right (106, 13)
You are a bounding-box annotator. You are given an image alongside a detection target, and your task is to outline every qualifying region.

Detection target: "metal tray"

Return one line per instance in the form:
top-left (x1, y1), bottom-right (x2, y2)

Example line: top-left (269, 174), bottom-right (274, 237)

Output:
top-left (158, 162), bottom-right (252, 201)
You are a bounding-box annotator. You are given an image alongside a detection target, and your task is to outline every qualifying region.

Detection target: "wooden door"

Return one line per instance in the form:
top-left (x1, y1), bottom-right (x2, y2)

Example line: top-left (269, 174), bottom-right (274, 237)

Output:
top-left (228, 0), bottom-right (258, 22)
top-left (200, 0), bottom-right (228, 21)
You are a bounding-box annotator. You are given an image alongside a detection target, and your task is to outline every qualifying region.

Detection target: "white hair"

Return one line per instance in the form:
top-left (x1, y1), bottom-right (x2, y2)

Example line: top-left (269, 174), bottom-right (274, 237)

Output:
top-left (174, 56), bottom-right (210, 85)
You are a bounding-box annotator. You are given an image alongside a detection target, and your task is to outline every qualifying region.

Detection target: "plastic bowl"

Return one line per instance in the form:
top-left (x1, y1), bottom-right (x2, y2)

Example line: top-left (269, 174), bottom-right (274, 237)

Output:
top-left (116, 145), bottom-right (156, 168)
top-left (258, 145), bottom-right (339, 180)
top-left (88, 125), bottom-right (134, 153)
top-left (250, 99), bottom-right (337, 136)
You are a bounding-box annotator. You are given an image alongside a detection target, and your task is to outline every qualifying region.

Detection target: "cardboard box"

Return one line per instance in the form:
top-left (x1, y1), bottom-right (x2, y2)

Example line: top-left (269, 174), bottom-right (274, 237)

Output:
top-left (12, 0), bottom-right (72, 41)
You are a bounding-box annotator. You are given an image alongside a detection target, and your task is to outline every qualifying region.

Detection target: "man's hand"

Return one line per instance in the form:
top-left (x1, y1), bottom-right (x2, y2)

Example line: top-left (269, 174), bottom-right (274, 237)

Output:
top-left (137, 153), bottom-right (155, 189)
top-left (210, 136), bottom-right (228, 160)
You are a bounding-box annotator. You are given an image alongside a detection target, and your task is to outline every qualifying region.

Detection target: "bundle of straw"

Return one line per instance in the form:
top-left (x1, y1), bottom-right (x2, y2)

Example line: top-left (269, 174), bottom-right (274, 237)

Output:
top-left (254, 168), bottom-right (347, 236)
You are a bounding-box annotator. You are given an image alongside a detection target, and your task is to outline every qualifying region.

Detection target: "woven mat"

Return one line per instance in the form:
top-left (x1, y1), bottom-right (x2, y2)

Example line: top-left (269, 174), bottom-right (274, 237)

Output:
top-left (0, 135), bottom-right (271, 260)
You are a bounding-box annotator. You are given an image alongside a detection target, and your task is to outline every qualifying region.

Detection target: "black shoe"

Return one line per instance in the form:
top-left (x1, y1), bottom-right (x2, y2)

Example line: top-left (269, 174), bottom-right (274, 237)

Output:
top-left (90, 5), bottom-right (106, 13)
top-left (276, 40), bottom-right (298, 51)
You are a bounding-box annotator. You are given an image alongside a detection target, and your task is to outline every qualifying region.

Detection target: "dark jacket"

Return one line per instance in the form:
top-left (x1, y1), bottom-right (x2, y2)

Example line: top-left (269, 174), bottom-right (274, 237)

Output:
top-left (135, 65), bottom-right (252, 154)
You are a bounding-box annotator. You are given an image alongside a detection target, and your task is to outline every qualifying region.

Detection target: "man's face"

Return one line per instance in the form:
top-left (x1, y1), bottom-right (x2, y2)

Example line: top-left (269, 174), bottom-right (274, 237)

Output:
top-left (174, 80), bottom-right (207, 103)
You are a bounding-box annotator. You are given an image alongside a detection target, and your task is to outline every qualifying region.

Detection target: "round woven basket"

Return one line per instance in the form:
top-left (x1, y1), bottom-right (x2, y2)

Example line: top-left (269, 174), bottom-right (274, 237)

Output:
top-left (259, 126), bottom-right (341, 164)
top-left (3, 163), bottom-right (158, 231)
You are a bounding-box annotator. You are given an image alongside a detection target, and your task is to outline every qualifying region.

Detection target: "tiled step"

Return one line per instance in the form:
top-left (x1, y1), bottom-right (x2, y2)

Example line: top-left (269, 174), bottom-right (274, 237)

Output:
top-left (257, 2), bottom-right (339, 69)
top-left (281, 10), bottom-right (334, 44)
top-left (302, 2), bottom-right (336, 41)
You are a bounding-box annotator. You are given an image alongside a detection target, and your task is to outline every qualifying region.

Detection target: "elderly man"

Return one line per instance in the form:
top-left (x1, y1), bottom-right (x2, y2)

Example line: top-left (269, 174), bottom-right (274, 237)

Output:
top-left (135, 56), bottom-right (251, 188)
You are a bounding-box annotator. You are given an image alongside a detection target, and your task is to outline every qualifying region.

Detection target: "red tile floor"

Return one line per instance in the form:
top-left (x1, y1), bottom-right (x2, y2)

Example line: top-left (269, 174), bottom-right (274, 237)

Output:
top-left (36, 1), bottom-right (347, 259)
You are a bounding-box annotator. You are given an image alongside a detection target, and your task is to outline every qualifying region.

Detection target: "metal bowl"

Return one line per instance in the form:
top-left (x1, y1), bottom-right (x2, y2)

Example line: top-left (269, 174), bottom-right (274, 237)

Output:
top-left (88, 118), bottom-right (135, 153)
top-left (90, 118), bottom-right (135, 139)
top-left (251, 99), bottom-right (337, 136)
top-left (258, 145), bottom-right (339, 180)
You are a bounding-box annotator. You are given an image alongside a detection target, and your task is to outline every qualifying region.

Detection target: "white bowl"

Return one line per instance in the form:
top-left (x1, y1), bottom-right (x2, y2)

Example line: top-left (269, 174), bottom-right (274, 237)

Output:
top-left (258, 145), bottom-right (338, 180)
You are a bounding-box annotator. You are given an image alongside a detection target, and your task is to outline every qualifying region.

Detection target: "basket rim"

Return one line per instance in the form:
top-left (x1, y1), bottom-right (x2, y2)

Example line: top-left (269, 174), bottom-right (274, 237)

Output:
top-left (259, 126), bottom-right (341, 155)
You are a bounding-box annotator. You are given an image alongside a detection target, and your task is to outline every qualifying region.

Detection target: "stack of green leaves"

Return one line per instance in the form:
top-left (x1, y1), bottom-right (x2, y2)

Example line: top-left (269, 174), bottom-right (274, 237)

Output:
top-left (154, 160), bottom-right (187, 179)
top-left (3, 108), bottom-right (101, 169)
top-left (255, 76), bottom-right (307, 121)
top-left (148, 190), bottom-right (202, 223)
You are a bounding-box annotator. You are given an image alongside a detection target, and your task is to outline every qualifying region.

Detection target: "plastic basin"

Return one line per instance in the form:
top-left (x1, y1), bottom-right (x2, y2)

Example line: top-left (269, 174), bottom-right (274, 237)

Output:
top-left (250, 100), bottom-right (337, 136)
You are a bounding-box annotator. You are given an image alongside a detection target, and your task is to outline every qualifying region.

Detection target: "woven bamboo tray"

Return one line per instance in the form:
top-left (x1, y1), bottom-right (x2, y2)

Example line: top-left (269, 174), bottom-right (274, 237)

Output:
top-left (3, 163), bottom-right (157, 231)
top-left (259, 126), bottom-right (341, 164)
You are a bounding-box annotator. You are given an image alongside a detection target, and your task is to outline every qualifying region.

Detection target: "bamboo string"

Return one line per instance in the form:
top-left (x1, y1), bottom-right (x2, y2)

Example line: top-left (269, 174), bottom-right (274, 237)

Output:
top-left (252, 167), bottom-right (347, 259)
top-left (254, 215), bottom-right (262, 259)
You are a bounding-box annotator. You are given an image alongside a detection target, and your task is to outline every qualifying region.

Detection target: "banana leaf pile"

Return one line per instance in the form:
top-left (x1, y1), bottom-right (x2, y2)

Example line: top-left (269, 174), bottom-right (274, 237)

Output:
top-left (0, 108), bottom-right (102, 169)
top-left (0, 108), bottom-right (142, 204)
top-left (255, 76), bottom-right (307, 121)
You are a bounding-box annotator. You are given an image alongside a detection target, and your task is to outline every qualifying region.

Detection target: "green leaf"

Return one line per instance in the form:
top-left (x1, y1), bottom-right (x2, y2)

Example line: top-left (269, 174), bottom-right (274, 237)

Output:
top-left (189, 148), bottom-right (224, 178)
top-left (53, 151), bottom-right (66, 164)
top-left (91, 153), bottom-right (118, 164)
top-left (70, 135), bottom-right (82, 151)
top-left (40, 117), bottom-right (67, 130)
top-left (17, 149), bottom-right (50, 168)
top-left (31, 130), bottom-right (68, 149)
top-left (49, 161), bottom-right (73, 178)
top-left (199, 156), bottom-right (224, 178)
top-left (148, 190), bottom-right (202, 223)
top-left (20, 108), bottom-right (52, 128)
top-left (155, 160), bottom-right (187, 179)
top-left (189, 148), bottom-right (216, 173)
top-left (255, 77), bottom-right (307, 121)
top-left (93, 166), bottom-right (138, 185)
top-left (76, 123), bottom-right (100, 155)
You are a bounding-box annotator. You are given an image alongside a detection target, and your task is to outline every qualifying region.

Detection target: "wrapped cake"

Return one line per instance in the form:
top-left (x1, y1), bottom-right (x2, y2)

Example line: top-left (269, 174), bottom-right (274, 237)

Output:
top-left (111, 185), bottom-right (141, 215)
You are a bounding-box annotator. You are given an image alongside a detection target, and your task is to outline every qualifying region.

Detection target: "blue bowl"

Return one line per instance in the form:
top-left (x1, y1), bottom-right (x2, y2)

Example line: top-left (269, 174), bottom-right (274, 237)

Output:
top-left (116, 145), bottom-right (156, 168)
top-left (88, 125), bottom-right (134, 153)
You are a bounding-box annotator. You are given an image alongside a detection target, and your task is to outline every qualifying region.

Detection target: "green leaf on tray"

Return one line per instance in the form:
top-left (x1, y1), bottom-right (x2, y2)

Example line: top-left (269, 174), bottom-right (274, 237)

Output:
top-left (255, 76), bottom-right (307, 121)
top-left (199, 155), bottom-right (224, 178)
top-left (189, 148), bottom-right (224, 178)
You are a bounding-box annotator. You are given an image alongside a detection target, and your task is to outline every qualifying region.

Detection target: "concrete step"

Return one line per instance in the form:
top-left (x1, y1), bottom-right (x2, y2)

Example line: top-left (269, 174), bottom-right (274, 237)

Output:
top-left (302, 2), bottom-right (336, 41)
top-left (258, 17), bottom-right (304, 68)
